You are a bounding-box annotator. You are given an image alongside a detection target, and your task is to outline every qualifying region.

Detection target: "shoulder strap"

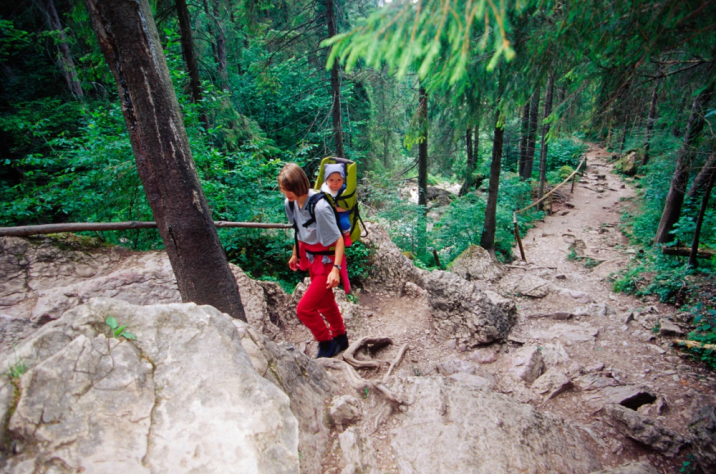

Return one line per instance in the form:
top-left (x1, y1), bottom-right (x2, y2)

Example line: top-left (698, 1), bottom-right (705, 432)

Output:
top-left (302, 193), bottom-right (326, 228)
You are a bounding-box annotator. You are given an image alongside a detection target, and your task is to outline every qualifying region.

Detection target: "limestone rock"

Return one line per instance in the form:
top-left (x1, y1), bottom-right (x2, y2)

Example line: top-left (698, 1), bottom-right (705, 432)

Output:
top-left (532, 368), bottom-right (573, 398)
top-left (618, 152), bottom-right (638, 176)
top-left (424, 271), bottom-right (516, 346)
top-left (1, 298), bottom-right (299, 473)
top-left (436, 357), bottom-right (481, 375)
top-left (389, 376), bottom-right (602, 473)
top-left (508, 345), bottom-right (544, 384)
top-left (0, 237), bottom-right (282, 347)
top-left (449, 372), bottom-right (495, 390)
top-left (500, 273), bottom-right (551, 298)
top-left (532, 323), bottom-right (599, 345)
top-left (427, 186), bottom-right (455, 206)
top-left (338, 427), bottom-right (379, 474)
top-left (469, 348), bottom-right (498, 364)
top-left (658, 319), bottom-right (685, 338)
top-left (329, 395), bottom-right (362, 429)
top-left (361, 222), bottom-right (427, 293)
top-left (601, 385), bottom-right (657, 410)
top-left (687, 405), bottom-right (716, 472)
top-left (556, 287), bottom-right (594, 304)
top-left (401, 281), bottom-right (427, 298)
top-left (603, 403), bottom-right (687, 458)
top-left (590, 461), bottom-right (659, 474)
top-left (449, 244), bottom-right (504, 282)
top-left (540, 342), bottom-right (572, 368)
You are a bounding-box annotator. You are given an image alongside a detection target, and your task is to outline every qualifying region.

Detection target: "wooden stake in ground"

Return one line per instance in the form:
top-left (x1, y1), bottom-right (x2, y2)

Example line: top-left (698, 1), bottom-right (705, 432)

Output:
top-left (85, 0), bottom-right (247, 321)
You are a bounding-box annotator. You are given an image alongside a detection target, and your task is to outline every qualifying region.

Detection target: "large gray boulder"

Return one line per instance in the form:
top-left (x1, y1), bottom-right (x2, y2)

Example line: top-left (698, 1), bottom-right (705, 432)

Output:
top-left (361, 222), bottom-right (427, 293)
top-left (603, 403), bottom-right (687, 458)
top-left (424, 270), bottom-right (516, 346)
top-left (389, 376), bottom-right (602, 473)
top-left (0, 298), bottom-right (301, 473)
top-left (687, 405), bottom-right (716, 472)
top-left (449, 244), bottom-right (505, 282)
top-left (590, 462), bottom-right (659, 474)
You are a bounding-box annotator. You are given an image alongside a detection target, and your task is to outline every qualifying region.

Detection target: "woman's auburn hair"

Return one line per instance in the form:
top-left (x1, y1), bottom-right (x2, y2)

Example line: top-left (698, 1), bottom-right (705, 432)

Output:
top-left (278, 163), bottom-right (310, 196)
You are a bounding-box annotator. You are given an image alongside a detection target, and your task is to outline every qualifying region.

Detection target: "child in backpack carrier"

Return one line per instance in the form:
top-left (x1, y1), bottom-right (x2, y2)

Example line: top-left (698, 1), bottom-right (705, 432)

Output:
top-left (320, 164), bottom-right (352, 240)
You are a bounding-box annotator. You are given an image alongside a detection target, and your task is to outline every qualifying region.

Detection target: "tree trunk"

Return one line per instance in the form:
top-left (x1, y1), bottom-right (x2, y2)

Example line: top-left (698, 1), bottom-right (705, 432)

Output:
top-left (518, 101), bottom-right (529, 178)
top-left (687, 153), bottom-right (716, 199)
top-left (418, 85), bottom-right (428, 207)
top-left (642, 78), bottom-right (660, 166)
top-left (655, 83), bottom-right (715, 244)
top-left (689, 159), bottom-right (716, 268)
top-left (524, 85), bottom-right (541, 179)
top-left (326, 0), bottom-right (345, 157)
top-left (85, 0), bottom-right (246, 321)
top-left (175, 0), bottom-right (208, 128)
top-left (538, 72), bottom-right (555, 210)
top-left (481, 109), bottom-right (504, 258)
top-left (460, 128), bottom-right (473, 196)
top-left (41, 0), bottom-right (84, 99)
top-left (213, 0), bottom-right (228, 85)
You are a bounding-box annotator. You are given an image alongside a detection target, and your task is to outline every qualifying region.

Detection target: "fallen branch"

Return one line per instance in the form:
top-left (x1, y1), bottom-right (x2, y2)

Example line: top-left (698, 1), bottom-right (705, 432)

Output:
top-left (317, 358), bottom-right (406, 406)
top-left (342, 337), bottom-right (393, 369)
top-left (383, 344), bottom-right (409, 384)
top-left (673, 339), bottom-right (716, 351)
top-left (662, 247), bottom-right (716, 259)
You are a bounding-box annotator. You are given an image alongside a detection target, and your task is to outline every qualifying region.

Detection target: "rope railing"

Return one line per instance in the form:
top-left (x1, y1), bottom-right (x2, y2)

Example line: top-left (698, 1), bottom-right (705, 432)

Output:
top-left (512, 155), bottom-right (588, 262)
top-left (0, 221), bottom-right (292, 237)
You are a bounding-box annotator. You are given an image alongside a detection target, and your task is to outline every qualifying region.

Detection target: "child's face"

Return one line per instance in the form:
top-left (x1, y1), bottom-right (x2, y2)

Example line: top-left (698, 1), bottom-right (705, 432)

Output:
top-left (326, 172), bottom-right (344, 192)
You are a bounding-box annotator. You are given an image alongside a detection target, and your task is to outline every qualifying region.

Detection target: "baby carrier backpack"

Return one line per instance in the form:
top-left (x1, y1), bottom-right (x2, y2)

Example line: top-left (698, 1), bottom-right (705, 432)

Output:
top-left (312, 156), bottom-right (366, 246)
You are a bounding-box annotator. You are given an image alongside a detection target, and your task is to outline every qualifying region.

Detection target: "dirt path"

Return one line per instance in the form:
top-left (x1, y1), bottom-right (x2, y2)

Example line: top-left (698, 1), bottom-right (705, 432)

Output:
top-left (285, 143), bottom-right (716, 473)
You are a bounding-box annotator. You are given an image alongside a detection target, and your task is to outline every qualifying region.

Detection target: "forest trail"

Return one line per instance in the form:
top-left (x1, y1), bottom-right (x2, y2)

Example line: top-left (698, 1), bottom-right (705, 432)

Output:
top-left (282, 143), bottom-right (716, 473)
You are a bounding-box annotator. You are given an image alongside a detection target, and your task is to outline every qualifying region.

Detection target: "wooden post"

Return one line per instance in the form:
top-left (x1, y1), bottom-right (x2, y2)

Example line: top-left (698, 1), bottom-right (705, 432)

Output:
top-left (432, 249), bottom-right (443, 269)
top-left (571, 173), bottom-right (576, 193)
top-left (549, 193), bottom-right (553, 215)
top-left (513, 213), bottom-right (526, 261)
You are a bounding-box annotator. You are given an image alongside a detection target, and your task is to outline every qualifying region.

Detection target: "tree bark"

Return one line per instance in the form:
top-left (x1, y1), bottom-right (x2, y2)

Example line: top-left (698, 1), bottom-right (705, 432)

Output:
top-left (481, 109), bottom-right (504, 258)
top-left (538, 72), bottom-right (554, 210)
top-left (689, 160), bottom-right (716, 268)
top-left (642, 78), bottom-right (660, 166)
top-left (41, 0), bottom-right (84, 99)
top-left (655, 83), bottom-right (715, 244)
top-left (687, 153), bottom-right (716, 199)
top-left (460, 127), bottom-right (473, 196)
top-left (518, 101), bottom-right (529, 178)
top-left (175, 0), bottom-right (208, 128)
top-left (524, 86), bottom-right (541, 180)
top-left (84, 0), bottom-right (246, 321)
top-left (418, 85), bottom-right (428, 207)
top-left (326, 0), bottom-right (345, 157)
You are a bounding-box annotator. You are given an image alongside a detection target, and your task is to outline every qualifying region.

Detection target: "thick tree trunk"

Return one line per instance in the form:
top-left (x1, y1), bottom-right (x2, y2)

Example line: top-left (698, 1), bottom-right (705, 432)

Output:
top-left (481, 110), bottom-right (504, 258)
top-left (524, 86), bottom-right (541, 179)
top-left (418, 85), bottom-right (428, 207)
top-left (642, 78), bottom-right (660, 166)
top-left (326, 0), bottom-right (345, 157)
top-left (655, 83), bottom-right (715, 244)
top-left (85, 0), bottom-right (246, 321)
top-left (518, 102), bottom-right (529, 177)
top-left (175, 0), bottom-right (208, 128)
top-left (538, 72), bottom-right (555, 210)
top-left (41, 0), bottom-right (84, 99)
top-left (687, 153), bottom-right (716, 199)
top-left (689, 160), bottom-right (716, 267)
top-left (213, 0), bottom-right (228, 85)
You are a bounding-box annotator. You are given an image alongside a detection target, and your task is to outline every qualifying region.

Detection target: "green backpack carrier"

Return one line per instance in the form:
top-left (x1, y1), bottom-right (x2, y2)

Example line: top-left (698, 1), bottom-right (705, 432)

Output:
top-left (313, 156), bottom-right (366, 246)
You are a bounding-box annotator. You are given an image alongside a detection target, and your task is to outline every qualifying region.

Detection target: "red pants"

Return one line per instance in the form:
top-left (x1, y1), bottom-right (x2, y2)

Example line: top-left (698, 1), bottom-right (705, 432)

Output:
top-left (297, 266), bottom-right (346, 342)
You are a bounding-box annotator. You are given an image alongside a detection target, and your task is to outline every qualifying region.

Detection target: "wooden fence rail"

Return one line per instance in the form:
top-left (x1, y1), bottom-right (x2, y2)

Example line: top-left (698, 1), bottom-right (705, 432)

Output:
top-left (0, 221), bottom-right (292, 237)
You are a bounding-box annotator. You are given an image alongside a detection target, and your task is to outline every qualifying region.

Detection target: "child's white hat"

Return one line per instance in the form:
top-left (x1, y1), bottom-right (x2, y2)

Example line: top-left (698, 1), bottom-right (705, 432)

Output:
top-left (324, 163), bottom-right (345, 179)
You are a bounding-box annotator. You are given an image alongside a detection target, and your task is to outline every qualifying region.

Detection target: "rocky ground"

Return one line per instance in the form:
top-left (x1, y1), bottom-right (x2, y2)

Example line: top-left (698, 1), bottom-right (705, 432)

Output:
top-left (0, 143), bottom-right (714, 473)
top-left (282, 144), bottom-right (716, 473)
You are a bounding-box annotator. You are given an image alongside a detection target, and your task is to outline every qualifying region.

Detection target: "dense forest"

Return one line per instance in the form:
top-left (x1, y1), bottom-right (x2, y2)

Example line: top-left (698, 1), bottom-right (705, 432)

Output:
top-left (1, 1), bottom-right (715, 339)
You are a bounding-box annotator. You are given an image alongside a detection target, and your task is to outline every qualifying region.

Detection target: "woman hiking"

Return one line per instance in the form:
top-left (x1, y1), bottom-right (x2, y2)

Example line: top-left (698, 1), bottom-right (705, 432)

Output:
top-left (279, 163), bottom-right (349, 358)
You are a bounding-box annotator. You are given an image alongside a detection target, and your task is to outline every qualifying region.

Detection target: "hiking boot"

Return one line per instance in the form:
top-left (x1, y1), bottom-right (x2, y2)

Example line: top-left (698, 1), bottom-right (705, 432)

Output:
top-left (316, 339), bottom-right (340, 358)
top-left (333, 333), bottom-right (349, 353)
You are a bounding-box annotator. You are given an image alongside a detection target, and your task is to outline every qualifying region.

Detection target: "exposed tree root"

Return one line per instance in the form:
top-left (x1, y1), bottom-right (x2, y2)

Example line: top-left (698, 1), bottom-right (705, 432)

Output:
top-left (342, 336), bottom-right (393, 369)
top-left (383, 344), bottom-right (409, 384)
top-left (317, 358), bottom-right (407, 406)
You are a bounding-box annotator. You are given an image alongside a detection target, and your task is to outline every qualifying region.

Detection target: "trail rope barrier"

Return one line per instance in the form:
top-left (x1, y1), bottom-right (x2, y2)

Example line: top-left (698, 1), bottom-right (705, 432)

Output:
top-left (512, 155), bottom-right (588, 262)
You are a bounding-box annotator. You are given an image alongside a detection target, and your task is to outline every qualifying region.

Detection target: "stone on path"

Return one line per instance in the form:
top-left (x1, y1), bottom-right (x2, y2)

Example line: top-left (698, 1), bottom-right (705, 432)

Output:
top-left (449, 244), bottom-right (505, 282)
top-left (589, 461), bottom-right (660, 474)
top-left (687, 405), bottom-right (716, 472)
top-left (531, 323), bottom-right (599, 344)
top-left (425, 270), bottom-right (515, 346)
top-left (389, 376), bottom-right (602, 473)
top-left (532, 368), bottom-right (573, 399)
top-left (603, 403), bottom-right (687, 458)
top-left (508, 345), bottom-right (544, 384)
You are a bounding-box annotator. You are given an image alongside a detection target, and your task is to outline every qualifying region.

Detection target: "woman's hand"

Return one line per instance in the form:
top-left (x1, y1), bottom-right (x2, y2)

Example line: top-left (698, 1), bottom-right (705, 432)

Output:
top-left (326, 266), bottom-right (340, 289)
top-left (288, 253), bottom-right (298, 271)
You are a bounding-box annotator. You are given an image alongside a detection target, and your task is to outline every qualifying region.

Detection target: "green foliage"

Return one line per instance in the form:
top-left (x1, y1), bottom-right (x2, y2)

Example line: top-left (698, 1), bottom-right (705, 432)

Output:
top-left (106, 316), bottom-right (137, 341)
top-left (6, 358), bottom-right (27, 380)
